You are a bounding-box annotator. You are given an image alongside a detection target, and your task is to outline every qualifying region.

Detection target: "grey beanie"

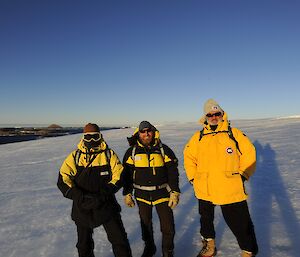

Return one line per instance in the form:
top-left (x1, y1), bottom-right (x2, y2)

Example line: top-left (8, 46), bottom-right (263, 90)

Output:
top-left (199, 99), bottom-right (224, 124)
top-left (203, 99), bottom-right (223, 115)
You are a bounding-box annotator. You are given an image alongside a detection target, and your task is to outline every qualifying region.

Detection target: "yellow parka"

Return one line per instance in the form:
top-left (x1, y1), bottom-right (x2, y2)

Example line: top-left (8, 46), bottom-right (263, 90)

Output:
top-left (183, 112), bottom-right (256, 205)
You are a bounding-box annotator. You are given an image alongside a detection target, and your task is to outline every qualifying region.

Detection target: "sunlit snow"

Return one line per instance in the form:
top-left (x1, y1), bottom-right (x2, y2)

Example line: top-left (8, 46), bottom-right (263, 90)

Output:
top-left (1, 118), bottom-right (299, 257)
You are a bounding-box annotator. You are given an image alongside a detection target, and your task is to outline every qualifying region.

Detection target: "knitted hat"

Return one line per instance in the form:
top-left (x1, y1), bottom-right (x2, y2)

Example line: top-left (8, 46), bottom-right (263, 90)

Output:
top-left (138, 121), bottom-right (154, 131)
top-left (83, 123), bottom-right (100, 133)
top-left (199, 99), bottom-right (224, 124)
top-left (203, 99), bottom-right (223, 115)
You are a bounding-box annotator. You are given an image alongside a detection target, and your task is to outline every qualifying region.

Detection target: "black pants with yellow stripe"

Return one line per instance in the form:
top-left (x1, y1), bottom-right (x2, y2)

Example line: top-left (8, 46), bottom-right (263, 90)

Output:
top-left (198, 199), bottom-right (258, 255)
top-left (76, 213), bottom-right (132, 257)
top-left (137, 201), bottom-right (175, 253)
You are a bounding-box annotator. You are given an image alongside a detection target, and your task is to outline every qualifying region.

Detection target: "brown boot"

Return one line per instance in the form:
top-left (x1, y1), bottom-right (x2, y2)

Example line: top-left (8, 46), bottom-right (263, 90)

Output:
top-left (197, 238), bottom-right (217, 257)
top-left (241, 250), bottom-right (254, 257)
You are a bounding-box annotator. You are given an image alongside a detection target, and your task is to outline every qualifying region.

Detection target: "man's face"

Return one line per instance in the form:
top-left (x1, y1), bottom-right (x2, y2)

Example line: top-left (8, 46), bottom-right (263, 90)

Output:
top-left (138, 128), bottom-right (154, 146)
top-left (83, 132), bottom-right (101, 149)
top-left (206, 111), bottom-right (223, 126)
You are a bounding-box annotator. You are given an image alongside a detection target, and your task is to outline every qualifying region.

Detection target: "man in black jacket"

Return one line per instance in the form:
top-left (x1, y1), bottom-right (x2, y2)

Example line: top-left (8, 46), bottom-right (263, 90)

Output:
top-left (123, 121), bottom-right (180, 257)
top-left (57, 123), bottom-right (132, 257)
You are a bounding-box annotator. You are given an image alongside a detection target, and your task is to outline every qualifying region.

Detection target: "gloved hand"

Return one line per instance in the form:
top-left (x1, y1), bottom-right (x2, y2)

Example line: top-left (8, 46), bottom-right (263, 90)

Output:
top-left (124, 194), bottom-right (135, 208)
top-left (104, 183), bottom-right (118, 194)
top-left (99, 183), bottom-right (118, 201)
top-left (70, 187), bottom-right (84, 204)
top-left (241, 175), bottom-right (247, 182)
top-left (80, 193), bottom-right (101, 210)
top-left (168, 191), bottom-right (180, 209)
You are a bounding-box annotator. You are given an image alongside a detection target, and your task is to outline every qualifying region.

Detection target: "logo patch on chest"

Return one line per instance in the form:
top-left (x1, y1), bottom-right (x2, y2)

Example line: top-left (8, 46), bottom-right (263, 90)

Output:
top-left (134, 156), bottom-right (142, 161)
top-left (226, 147), bottom-right (234, 154)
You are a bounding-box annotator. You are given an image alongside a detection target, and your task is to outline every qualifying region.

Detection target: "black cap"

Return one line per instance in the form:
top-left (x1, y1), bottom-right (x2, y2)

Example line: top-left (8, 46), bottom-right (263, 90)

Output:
top-left (138, 121), bottom-right (153, 131)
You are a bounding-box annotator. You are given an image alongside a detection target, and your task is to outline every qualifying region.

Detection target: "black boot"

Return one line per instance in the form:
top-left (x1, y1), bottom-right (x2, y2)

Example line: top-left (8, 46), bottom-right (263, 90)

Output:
top-left (78, 251), bottom-right (95, 257)
top-left (141, 243), bottom-right (157, 257)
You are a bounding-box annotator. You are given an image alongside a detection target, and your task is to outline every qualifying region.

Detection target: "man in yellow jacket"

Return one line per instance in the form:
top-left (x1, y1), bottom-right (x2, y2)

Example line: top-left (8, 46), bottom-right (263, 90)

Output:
top-left (57, 123), bottom-right (132, 257)
top-left (184, 99), bottom-right (258, 257)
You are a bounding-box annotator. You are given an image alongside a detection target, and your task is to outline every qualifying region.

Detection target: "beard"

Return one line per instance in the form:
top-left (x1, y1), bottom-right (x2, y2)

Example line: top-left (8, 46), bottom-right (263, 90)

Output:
top-left (139, 136), bottom-right (154, 147)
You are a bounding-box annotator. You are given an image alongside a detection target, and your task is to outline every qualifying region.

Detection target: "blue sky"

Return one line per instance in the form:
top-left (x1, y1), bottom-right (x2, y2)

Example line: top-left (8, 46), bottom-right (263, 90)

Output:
top-left (1, 0), bottom-right (299, 126)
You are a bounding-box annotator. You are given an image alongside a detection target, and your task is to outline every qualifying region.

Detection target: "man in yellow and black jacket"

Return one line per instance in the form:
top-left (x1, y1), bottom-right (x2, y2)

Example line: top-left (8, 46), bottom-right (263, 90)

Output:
top-left (122, 121), bottom-right (180, 257)
top-left (57, 123), bottom-right (132, 257)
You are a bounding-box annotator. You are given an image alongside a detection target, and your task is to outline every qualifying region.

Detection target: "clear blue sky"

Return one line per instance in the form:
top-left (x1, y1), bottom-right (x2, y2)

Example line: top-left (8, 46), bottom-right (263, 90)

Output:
top-left (1, 0), bottom-right (299, 126)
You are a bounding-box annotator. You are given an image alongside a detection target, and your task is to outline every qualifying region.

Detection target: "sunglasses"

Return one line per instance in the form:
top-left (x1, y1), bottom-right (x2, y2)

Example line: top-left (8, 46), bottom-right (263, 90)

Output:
top-left (83, 133), bottom-right (101, 142)
top-left (206, 112), bottom-right (222, 118)
top-left (139, 129), bottom-right (152, 134)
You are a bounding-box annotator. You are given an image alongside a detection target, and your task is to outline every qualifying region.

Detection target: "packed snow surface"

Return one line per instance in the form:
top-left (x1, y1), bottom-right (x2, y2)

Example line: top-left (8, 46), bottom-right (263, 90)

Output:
top-left (1, 118), bottom-right (300, 257)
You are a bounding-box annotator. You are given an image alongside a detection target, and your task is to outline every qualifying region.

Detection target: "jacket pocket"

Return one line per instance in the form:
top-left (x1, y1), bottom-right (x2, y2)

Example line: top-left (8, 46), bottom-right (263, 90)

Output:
top-left (194, 172), bottom-right (209, 196)
top-left (224, 171), bottom-right (245, 195)
top-left (225, 171), bottom-right (240, 178)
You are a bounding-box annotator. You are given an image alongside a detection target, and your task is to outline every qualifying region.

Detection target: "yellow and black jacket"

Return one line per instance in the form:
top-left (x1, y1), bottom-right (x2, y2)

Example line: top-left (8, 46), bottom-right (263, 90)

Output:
top-left (123, 129), bottom-right (180, 205)
top-left (57, 137), bottom-right (124, 228)
top-left (184, 112), bottom-right (256, 205)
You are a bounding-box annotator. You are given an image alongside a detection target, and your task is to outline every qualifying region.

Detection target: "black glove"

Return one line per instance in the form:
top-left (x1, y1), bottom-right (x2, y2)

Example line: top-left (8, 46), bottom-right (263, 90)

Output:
top-left (80, 193), bottom-right (101, 210)
top-left (241, 175), bottom-right (247, 182)
top-left (70, 187), bottom-right (101, 210)
top-left (104, 183), bottom-right (118, 194)
top-left (99, 183), bottom-right (117, 201)
top-left (70, 187), bottom-right (84, 204)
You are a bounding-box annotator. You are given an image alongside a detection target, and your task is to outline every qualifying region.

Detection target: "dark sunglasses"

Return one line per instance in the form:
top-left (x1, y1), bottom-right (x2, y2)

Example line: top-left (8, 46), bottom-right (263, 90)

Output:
top-left (83, 133), bottom-right (101, 142)
top-left (206, 112), bottom-right (222, 118)
top-left (139, 129), bottom-right (152, 134)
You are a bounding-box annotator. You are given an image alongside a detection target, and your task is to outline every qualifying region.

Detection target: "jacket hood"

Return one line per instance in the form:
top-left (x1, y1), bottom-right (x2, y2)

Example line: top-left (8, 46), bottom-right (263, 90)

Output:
top-left (127, 127), bottom-right (161, 147)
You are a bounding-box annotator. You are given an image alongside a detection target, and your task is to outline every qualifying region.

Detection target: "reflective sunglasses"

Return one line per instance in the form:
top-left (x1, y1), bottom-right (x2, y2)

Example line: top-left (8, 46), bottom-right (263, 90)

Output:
top-left (206, 112), bottom-right (222, 118)
top-left (83, 132), bottom-right (101, 142)
top-left (139, 128), bottom-right (152, 134)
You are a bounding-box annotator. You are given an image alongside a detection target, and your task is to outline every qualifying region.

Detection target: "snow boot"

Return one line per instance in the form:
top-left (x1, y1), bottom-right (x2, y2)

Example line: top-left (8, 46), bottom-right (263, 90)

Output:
top-left (141, 243), bottom-right (157, 257)
top-left (196, 238), bottom-right (217, 257)
top-left (241, 250), bottom-right (255, 257)
top-left (78, 253), bottom-right (95, 257)
top-left (78, 249), bottom-right (95, 257)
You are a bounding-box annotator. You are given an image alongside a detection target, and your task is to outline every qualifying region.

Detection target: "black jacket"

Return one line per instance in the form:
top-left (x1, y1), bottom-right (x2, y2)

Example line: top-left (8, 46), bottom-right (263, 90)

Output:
top-left (57, 139), bottom-right (123, 228)
top-left (123, 129), bottom-right (180, 205)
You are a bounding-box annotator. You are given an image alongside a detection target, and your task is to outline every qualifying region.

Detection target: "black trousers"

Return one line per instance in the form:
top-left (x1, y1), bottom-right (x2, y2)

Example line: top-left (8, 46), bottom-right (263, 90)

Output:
top-left (76, 213), bottom-right (132, 257)
top-left (137, 201), bottom-right (175, 253)
top-left (198, 199), bottom-right (258, 255)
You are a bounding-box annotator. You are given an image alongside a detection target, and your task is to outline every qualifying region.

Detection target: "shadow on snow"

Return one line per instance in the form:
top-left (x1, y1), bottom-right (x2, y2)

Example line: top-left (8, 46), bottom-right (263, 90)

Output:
top-left (250, 141), bottom-right (300, 257)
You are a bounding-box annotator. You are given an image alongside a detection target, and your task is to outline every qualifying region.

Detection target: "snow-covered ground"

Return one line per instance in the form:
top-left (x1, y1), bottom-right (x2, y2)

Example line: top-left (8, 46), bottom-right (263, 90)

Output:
top-left (0, 118), bottom-right (299, 257)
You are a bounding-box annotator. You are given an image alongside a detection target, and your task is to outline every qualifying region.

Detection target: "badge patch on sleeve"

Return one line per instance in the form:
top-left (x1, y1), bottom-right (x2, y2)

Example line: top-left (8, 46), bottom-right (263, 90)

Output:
top-left (134, 156), bottom-right (142, 161)
top-left (226, 147), bottom-right (233, 154)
